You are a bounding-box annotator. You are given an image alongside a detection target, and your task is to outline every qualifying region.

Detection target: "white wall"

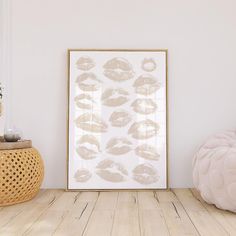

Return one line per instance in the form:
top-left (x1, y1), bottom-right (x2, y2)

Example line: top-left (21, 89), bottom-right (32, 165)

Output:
top-left (4, 0), bottom-right (236, 188)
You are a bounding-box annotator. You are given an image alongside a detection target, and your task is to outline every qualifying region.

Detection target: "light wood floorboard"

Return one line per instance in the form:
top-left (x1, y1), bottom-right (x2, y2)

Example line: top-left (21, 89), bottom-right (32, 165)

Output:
top-left (138, 191), bottom-right (169, 236)
top-left (156, 191), bottom-right (200, 235)
top-left (173, 189), bottom-right (228, 236)
top-left (191, 188), bottom-right (236, 235)
top-left (0, 189), bottom-right (235, 236)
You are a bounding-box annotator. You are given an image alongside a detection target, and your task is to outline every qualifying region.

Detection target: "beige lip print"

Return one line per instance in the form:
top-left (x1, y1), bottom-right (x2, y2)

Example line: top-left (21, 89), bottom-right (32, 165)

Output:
top-left (75, 113), bottom-right (108, 133)
top-left (133, 74), bottom-right (161, 96)
top-left (76, 72), bottom-right (101, 91)
top-left (101, 88), bottom-right (129, 107)
top-left (76, 135), bottom-right (101, 160)
top-left (128, 119), bottom-right (159, 140)
top-left (109, 109), bottom-right (132, 127)
top-left (74, 94), bottom-right (95, 110)
top-left (135, 144), bottom-right (160, 161)
top-left (106, 137), bottom-right (132, 155)
top-left (131, 98), bottom-right (157, 115)
top-left (96, 159), bottom-right (128, 182)
top-left (141, 58), bottom-right (157, 72)
top-left (103, 57), bottom-right (134, 81)
top-left (132, 163), bottom-right (159, 185)
top-left (74, 168), bottom-right (92, 182)
top-left (76, 56), bottom-right (95, 71)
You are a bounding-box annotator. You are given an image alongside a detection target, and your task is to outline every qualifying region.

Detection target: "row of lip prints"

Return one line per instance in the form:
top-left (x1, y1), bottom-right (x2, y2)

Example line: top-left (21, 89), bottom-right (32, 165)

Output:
top-left (76, 135), bottom-right (160, 161)
top-left (76, 56), bottom-right (157, 75)
top-left (76, 74), bottom-right (161, 96)
top-left (76, 56), bottom-right (160, 91)
top-left (75, 95), bottom-right (158, 115)
top-left (74, 160), bottom-right (159, 185)
top-left (75, 113), bottom-right (159, 140)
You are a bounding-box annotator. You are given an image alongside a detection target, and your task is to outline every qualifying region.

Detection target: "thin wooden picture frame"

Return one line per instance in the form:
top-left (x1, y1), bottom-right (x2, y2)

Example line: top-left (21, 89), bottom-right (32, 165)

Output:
top-left (67, 49), bottom-right (168, 191)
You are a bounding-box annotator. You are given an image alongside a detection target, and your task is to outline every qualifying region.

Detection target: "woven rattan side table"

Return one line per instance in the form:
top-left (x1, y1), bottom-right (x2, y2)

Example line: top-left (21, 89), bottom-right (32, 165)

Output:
top-left (0, 140), bottom-right (44, 206)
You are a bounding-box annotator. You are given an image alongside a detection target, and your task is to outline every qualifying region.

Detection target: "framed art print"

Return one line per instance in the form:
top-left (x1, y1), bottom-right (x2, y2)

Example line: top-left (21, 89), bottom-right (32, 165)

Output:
top-left (67, 49), bottom-right (168, 190)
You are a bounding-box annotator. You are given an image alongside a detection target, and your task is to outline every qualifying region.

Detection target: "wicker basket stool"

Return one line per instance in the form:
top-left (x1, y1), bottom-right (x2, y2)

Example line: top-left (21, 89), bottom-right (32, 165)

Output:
top-left (0, 141), bottom-right (44, 206)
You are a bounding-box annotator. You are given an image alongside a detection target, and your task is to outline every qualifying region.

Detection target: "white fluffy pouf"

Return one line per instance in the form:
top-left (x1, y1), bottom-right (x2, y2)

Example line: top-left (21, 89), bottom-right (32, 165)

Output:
top-left (193, 130), bottom-right (236, 212)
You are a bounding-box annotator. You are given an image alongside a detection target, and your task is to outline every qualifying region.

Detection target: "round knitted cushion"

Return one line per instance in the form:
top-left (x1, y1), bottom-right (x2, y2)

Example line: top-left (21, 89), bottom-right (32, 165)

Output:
top-left (193, 130), bottom-right (236, 212)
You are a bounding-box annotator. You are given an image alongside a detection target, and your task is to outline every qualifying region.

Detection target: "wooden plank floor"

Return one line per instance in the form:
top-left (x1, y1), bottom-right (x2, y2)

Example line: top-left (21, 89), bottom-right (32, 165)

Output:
top-left (0, 189), bottom-right (236, 236)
